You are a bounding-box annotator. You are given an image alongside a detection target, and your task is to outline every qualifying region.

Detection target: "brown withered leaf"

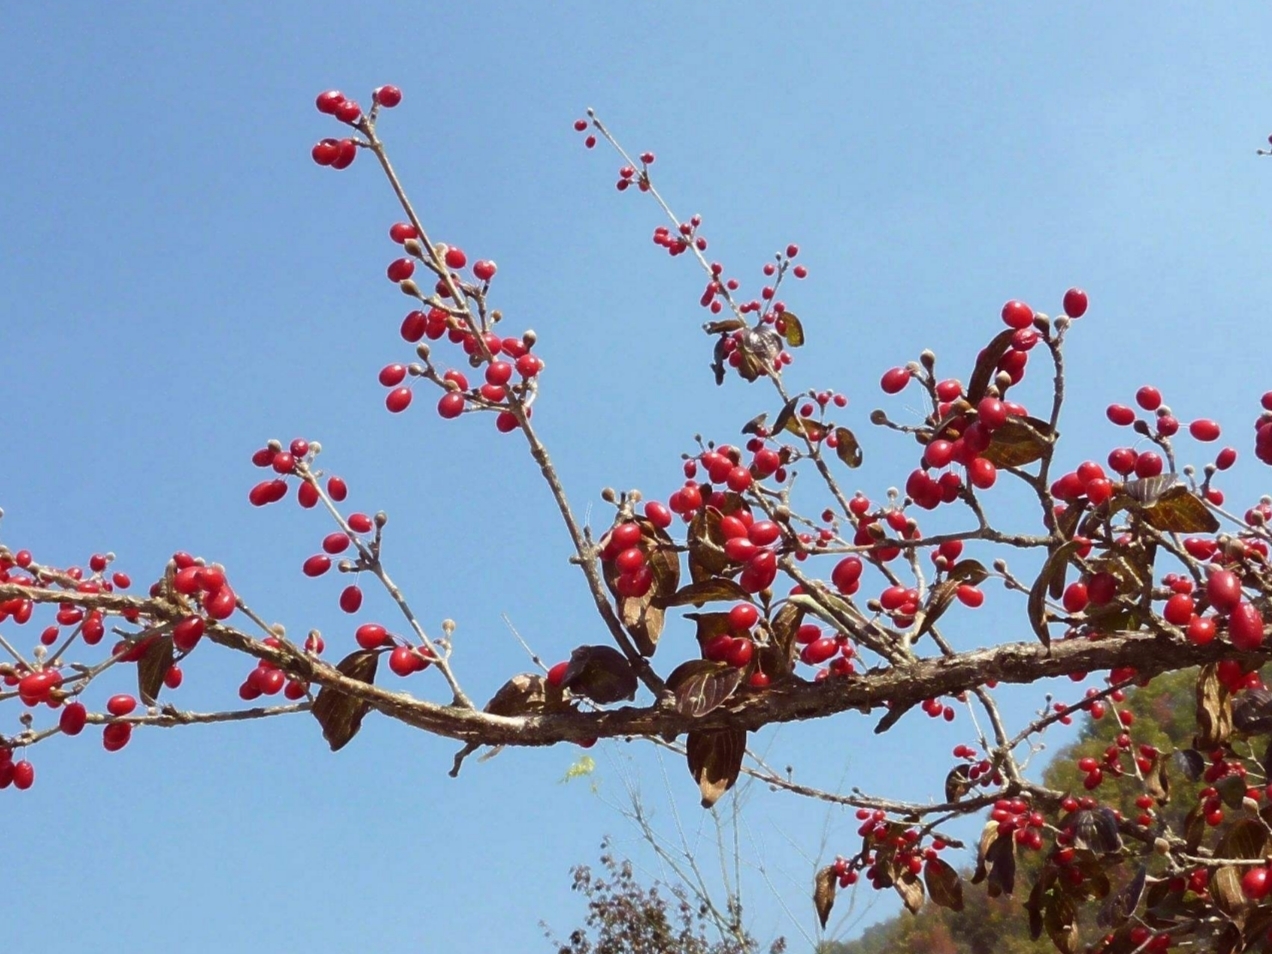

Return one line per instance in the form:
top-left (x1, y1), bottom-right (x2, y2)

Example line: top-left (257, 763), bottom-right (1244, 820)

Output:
top-left (1216, 773), bottom-right (1248, 809)
top-left (666, 659), bottom-right (743, 718)
top-left (1233, 687), bottom-right (1272, 734)
top-left (137, 634), bottom-right (174, 706)
top-left (948, 559), bottom-right (989, 585)
top-left (685, 612), bottom-right (733, 655)
top-left (814, 865), bottom-right (837, 929)
top-left (310, 650), bottom-right (379, 752)
top-left (1068, 808), bottom-right (1122, 854)
top-left (1044, 894), bottom-right (1080, 954)
top-left (602, 519), bottom-right (680, 655)
top-left (1173, 748), bottom-right (1205, 781)
top-left (1099, 864), bottom-right (1147, 929)
top-left (1026, 877), bottom-right (1046, 940)
top-left (916, 579), bottom-right (959, 640)
top-left (1056, 499), bottom-right (1088, 544)
top-left (1028, 540), bottom-right (1082, 648)
top-left (705, 317), bottom-right (746, 335)
top-left (688, 507), bottom-right (731, 583)
top-left (711, 337), bottom-right (727, 386)
top-left (661, 578), bottom-right (751, 608)
top-left (945, 763), bottom-right (973, 803)
top-left (1145, 756), bottom-right (1170, 805)
top-left (895, 870), bottom-right (925, 915)
top-left (741, 412), bottom-right (768, 436)
top-left (772, 397), bottom-right (799, 439)
top-left (1220, 817), bottom-right (1268, 860)
top-left (484, 672), bottom-right (563, 716)
top-left (1211, 866), bottom-right (1246, 917)
top-left (783, 415), bottom-right (828, 443)
top-left (971, 821), bottom-right (1000, 885)
top-left (923, 857), bottom-right (964, 912)
top-left (984, 833), bottom-right (1017, 898)
top-left (1123, 479), bottom-right (1219, 534)
top-left (779, 312), bottom-right (805, 347)
top-left (1182, 804), bottom-right (1205, 853)
top-left (561, 645), bottom-right (637, 705)
top-left (685, 727), bottom-right (745, 808)
top-left (967, 328), bottom-right (1017, 403)
top-left (833, 427), bottom-right (863, 468)
top-left (980, 416), bottom-right (1053, 468)
top-left (1195, 663), bottom-right (1233, 750)
top-left (736, 327), bottom-right (781, 382)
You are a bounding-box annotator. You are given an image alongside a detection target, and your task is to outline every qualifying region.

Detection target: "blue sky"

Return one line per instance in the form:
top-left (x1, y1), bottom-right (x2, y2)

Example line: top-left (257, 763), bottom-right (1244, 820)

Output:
top-left (3, 3), bottom-right (1271, 951)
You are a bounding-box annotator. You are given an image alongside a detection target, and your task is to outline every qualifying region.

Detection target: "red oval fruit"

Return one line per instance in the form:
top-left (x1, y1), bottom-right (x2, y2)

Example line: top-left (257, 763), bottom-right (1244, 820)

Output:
top-left (1242, 866), bottom-right (1271, 900)
top-left (302, 555), bottom-right (331, 577)
top-left (880, 367), bottom-right (910, 394)
top-left (339, 585), bottom-right (363, 614)
top-left (106, 694), bottom-right (137, 717)
top-left (728, 603), bottom-right (759, 631)
top-left (1230, 602), bottom-right (1265, 651)
top-left (356, 623), bottom-right (389, 650)
top-left (59, 701), bottom-right (88, 736)
top-left (1062, 288), bottom-right (1088, 318)
top-left (1206, 568), bottom-right (1243, 613)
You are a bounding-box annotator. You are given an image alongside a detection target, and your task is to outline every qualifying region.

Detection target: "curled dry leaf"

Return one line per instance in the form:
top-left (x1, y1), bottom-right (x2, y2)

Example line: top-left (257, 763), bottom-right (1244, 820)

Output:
top-left (814, 865), bottom-right (837, 929)
top-left (483, 672), bottom-right (566, 717)
top-left (895, 869), bottom-right (925, 915)
top-left (685, 727), bottom-right (745, 808)
top-left (1028, 540), bottom-right (1082, 648)
top-left (1043, 893), bottom-right (1079, 954)
top-left (310, 649), bottom-right (379, 752)
top-left (923, 857), bottom-right (964, 912)
top-left (602, 518), bottom-right (679, 655)
top-left (833, 427), bottom-right (863, 468)
top-left (660, 578), bottom-right (751, 608)
top-left (944, 763), bottom-right (972, 803)
top-left (137, 634), bottom-right (174, 706)
top-left (1120, 478), bottom-right (1220, 534)
top-left (947, 559), bottom-right (989, 585)
top-left (704, 317), bottom-right (746, 335)
top-left (980, 416), bottom-right (1053, 468)
top-left (778, 312), bottom-right (804, 347)
top-left (967, 328), bottom-right (1017, 404)
top-left (665, 659), bottom-right (743, 718)
top-left (1195, 663), bottom-right (1233, 751)
top-left (1233, 687), bottom-right (1272, 734)
top-left (560, 645), bottom-right (638, 705)
top-left (1099, 863), bottom-right (1147, 929)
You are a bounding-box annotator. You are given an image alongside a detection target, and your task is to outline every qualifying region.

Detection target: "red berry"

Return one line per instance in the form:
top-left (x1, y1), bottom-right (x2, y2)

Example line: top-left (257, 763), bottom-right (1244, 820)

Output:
top-left (374, 85), bottom-right (402, 108)
top-left (389, 222), bottom-right (417, 244)
top-left (1187, 615), bottom-right (1216, 645)
top-left (298, 482), bottom-right (320, 508)
top-left (728, 603), bottom-right (760, 631)
top-left (1163, 593), bottom-right (1194, 626)
top-left (1001, 300), bottom-right (1033, 329)
top-left (204, 586), bottom-right (236, 620)
top-left (880, 367), bottom-right (910, 394)
top-left (316, 90), bottom-right (345, 114)
top-left (1135, 386), bottom-right (1162, 411)
top-left (339, 585), bottom-right (363, 613)
top-left (1207, 568), bottom-right (1243, 613)
top-left (302, 555), bottom-right (332, 577)
top-left (355, 623), bottom-right (389, 650)
top-left (1243, 866), bottom-right (1272, 900)
top-left (59, 701), bottom-right (88, 736)
top-left (968, 457), bottom-right (997, 489)
top-left (327, 476), bottom-right (348, 501)
top-left (390, 646), bottom-right (422, 677)
top-left (335, 100), bottom-right (362, 123)
top-left (387, 258), bottom-right (415, 283)
top-left (1190, 419), bottom-right (1221, 442)
top-left (331, 139), bottom-right (357, 170)
top-left (323, 532), bottom-right (350, 555)
top-left (173, 615), bottom-right (205, 652)
top-left (379, 364), bottom-right (407, 387)
top-left (1106, 404), bottom-right (1136, 426)
top-left (386, 387), bottom-right (413, 413)
top-left (12, 760), bottom-right (34, 790)
top-left (472, 260), bottom-right (497, 281)
top-left (547, 661), bottom-right (570, 687)
top-left (444, 247), bottom-right (467, 269)
top-left (1062, 288), bottom-right (1088, 318)
top-left (107, 694), bottom-right (137, 717)
top-left (644, 501), bottom-right (673, 529)
top-left (1230, 602), bottom-right (1265, 651)
top-left (438, 393), bottom-right (466, 419)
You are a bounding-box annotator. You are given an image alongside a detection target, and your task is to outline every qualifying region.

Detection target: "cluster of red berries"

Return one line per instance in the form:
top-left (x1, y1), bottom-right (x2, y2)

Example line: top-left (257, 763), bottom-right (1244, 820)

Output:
top-left (572, 117), bottom-right (597, 150)
top-left (1253, 391), bottom-right (1272, 465)
top-left (1106, 382), bottom-right (1224, 455)
top-left (310, 85), bottom-right (401, 170)
top-left (248, 438), bottom-right (348, 512)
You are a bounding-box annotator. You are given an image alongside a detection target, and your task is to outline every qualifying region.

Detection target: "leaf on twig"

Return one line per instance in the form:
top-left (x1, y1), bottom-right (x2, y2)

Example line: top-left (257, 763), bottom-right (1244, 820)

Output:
top-left (1043, 893), bottom-right (1079, 954)
top-left (1219, 817), bottom-right (1268, 860)
top-left (967, 329), bottom-right (1017, 403)
top-left (980, 416), bottom-right (1053, 468)
top-left (923, 857), bottom-right (964, 912)
top-left (948, 559), bottom-right (989, 585)
top-left (310, 650), bottom-right (379, 752)
top-left (483, 672), bottom-right (565, 717)
top-left (1067, 808), bottom-right (1122, 854)
top-left (945, 764), bottom-right (973, 803)
top-left (1145, 755), bottom-right (1170, 805)
top-left (685, 727), bottom-right (745, 808)
top-left (1211, 866), bottom-right (1246, 917)
top-left (833, 427), bottom-right (863, 468)
top-left (778, 312), bottom-right (805, 347)
top-left (782, 414), bottom-right (827, 443)
top-left (772, 397), bottom-right (798, 439)
top-left (688, 507), bottom-right (731, 583)
top-left (665, 659), bottom-right (742, 718)
top-left (602, 518), bottom-right (680, 655)
top-left (705, 318), bottom-right (745, 335)
top-left (1099, 863), bottom-right (1146, 929)
top-left (814, 865), bottom-right (837, 929)
top-left (916, 579), bottom-right (959, 640)
top-left (895, 870), bottom-right (924, 915)
top-left (1195, 663), bottom-right (1233, 750)
top-left (1173, 748), bottom-right (1205, 781)
top-left (741, 412), bottom-right (768, 436)
top-left (1233, 687), bottom-right (1272, 734)
top-left (137, 634), bottom-right (174, 706)
top-left (660, 578), bottom-right (751, 608)
top-left (1028, 540), bottom-right (1082, 648)
top-left (1121, 477), bottom-right (1219, 533)
top-left (560, 645), bottom-right (638, 705)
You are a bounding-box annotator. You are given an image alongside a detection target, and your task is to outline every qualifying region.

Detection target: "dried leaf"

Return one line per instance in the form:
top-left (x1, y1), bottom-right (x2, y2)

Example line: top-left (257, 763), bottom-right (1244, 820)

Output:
top-left (895, 870), bottom-right (924, 914)
top-left (1145, 756), bottom-right (1170, 805)
top-left (1183, 804), bottom-right (1205, 853)
top-left (1219, 817), bottom-right (1268, 860)
top-left (711, 337), bottom-right (727, 386)
top-left (1044, 894), bottom-right (1080, 954)
top-left (1211, 866), bottom-right (1246, 917)
top-left (1233, 687), bottom-right (1272, 734)
top-left (688, 508), bottom-right (731, 583)
top-left (561, 645), bottom-right (638, 705)
top-left (705, 318), bottom-right (746, 335)
top-left (736, 327), bottom-right (780, 382)
top-left (923, 857), bottom-right (964, 911)
top-left (1216, 773), bottom-right (1248, 810)
top-left (685, 612), bottom-right (734, 654)
top-left (783, 414), bottom-right (827, 443)
top-left (1028, 540), bottom-right (1082, 648)
top-left (772, 398), bottom-right (799, 439)
top-left (984, 833), bottom-right (1017, 898)
top-left (814, 865), bottom-right (837, 929)
top-left (1195, 663), bottom-right (1233, 750)
top-left (833, 427), bottom-right (863, 468)
top-left (1100, 864), bottom-right (1147, 929)
top-left (779, 312), bottom-right (805, 347)
top-left (1056, 499), bottom-right (1088, 544)
top-left (1068, 808), bottom-right (1122, 854)
top-left (310, 650), bottom-right (378, 752)
top-left (1026, 877), bottom-right (1046, 940)
top-left (484, 672), bottom-right (561, 716)
top-left (1174, 748), bottom-right (1205, 781)
top-left (602, 519), bottom-right (680, 655)
top-left (137, 634), bottom-right (174, 706)
top-left (916, 579), bottom-right (959, 640)
top-left (661, 578), bottom-right (751, 608)
top-left (1127, 480), bottom-right (1219, 534)
top-left (666, 659), bottom-right (743, 718)
top-left (980, 416), bottom-right (1053, 468)
top-left (685, 727), bottom-right (745, 808)
top-left (971, 821), bottom-right (999, 885)
top-left (945, 764), bottom-right (972, 803)
top-left (948, 559), bottom-right (989, 585)
top-left (741, 412), bottom-right (768, 436)
top-left (967, 329), bottom-right (1017, 403)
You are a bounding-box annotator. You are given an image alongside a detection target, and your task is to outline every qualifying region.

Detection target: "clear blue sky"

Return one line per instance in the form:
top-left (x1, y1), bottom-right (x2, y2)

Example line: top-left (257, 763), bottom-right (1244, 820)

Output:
top-left (3, 3), bottom-right (1271, 951)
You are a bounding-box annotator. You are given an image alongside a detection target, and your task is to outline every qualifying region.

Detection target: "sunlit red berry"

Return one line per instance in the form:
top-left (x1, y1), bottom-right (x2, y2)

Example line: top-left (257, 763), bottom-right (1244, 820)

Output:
top-left (374, 85), bottom-right (402, 108)
top-left (1062, 288), bottom-right (1088, 318)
